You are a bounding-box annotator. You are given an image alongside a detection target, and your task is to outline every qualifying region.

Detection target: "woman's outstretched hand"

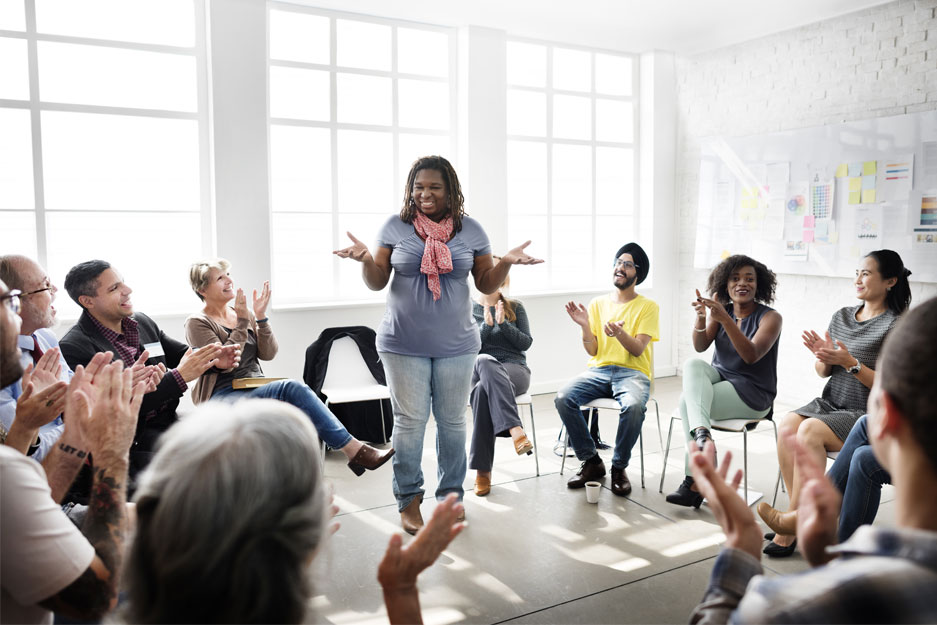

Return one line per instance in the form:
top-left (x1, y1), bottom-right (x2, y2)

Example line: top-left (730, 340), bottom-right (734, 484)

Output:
top-left (253, 281), bottom-right (271, 319)
top-left (334, 232), bottom-right (373, 263)
top-left (500, 241), bottom-right (543, 266)
top-left (695, 290), bottom-right (732, 325)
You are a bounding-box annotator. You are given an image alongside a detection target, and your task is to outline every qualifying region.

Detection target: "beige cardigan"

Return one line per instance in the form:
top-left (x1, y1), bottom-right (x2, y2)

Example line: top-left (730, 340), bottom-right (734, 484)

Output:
top-left (183, 311), bottom-right (278, 405)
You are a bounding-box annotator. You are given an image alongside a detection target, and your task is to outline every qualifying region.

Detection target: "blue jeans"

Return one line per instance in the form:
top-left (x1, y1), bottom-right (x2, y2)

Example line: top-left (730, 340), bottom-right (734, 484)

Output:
top-left (380, 352), bottom-right (476, 512)
top-left (554, 365), bottom-right (650, 470)
top-left (826, 414), bottom-right (891, 542)
top-left (211, 379), bottom-right (352, 450)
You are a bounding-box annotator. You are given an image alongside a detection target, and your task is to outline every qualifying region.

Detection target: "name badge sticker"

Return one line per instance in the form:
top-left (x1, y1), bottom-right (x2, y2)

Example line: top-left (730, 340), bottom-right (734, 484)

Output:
top-left (143, 341), bottom-right (165, 358)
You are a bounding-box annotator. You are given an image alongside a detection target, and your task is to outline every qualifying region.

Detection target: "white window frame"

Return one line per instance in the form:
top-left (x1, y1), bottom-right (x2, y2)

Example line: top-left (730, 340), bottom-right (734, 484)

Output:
top-left (0, 0), bottom-right (213, 313)
top-left (506, 37), bottom-right (642, 293)
top-left (266, 2), bottom-right (458, 307)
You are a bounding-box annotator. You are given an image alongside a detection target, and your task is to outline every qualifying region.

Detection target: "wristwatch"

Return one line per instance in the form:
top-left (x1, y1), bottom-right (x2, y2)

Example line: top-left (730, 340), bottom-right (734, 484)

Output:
top-left (846, 360), bottom-right (862, 375)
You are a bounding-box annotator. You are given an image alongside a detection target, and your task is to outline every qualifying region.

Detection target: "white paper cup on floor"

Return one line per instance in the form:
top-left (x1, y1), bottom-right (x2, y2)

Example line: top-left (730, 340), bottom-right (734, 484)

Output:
top-left (585, 481), bottom-right (601, 504)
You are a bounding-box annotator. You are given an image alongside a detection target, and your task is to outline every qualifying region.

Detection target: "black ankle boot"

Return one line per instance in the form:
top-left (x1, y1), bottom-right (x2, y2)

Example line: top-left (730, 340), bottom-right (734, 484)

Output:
top-left (693, 427), bottom-right (716, 468)
top-left (665, 477), bottom-right (704, 508)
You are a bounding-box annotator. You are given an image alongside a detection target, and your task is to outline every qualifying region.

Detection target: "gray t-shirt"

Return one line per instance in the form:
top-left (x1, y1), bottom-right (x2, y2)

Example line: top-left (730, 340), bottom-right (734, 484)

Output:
top-left (376, 214), bottom-right (491, 357)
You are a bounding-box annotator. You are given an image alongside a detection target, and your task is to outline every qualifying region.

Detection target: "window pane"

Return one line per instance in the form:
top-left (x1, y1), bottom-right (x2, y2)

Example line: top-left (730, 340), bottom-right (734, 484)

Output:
top-left (336, 130), bottom-right (393, 213)
top-left (507, 89), bottom-right (545, 137)
top-left (398, 28), bottom-right (448, 77)
top-left (507, 141), bottom-right (547, 216)
top-left (269, 10), bottom-right (329, 64)
top-left (337, 212), bottom-right (385, 298)
top-left (270, 125), bottom-right (331, 213)
top-left (399, 133), bottom-right (451, 174)
top-left (0, 38), bottom-right (29, 100)
top-left (336, 74), bottom-right (391, 125)
top-left (596, 53), bottom-right (632, 96)
top-left (0, 211), bottom-right (37, 258)
top-left (0, 108), bottom-right (34, 209)
top-left (596, 147), bottom-right (633, 216)
top-left (38, 42), bottom-right (197, 111)
top-left (595, 215), bottom-right (632, 277)
top-left (553, 48), bottom-right (590, 92)
top-left (507, 214), bottom-right (548, 291)
top-left (552, 144), bottom-right (591, 216)
top-left (0, 1), bottom-right (25, 30)
top-left (271, 212), bottom-right (332, 304)
top-left (35, 0), bottom-right (194, 47)
top-left (46, 211), bottom-right (200, 318)
top-left (595, 99), bottom-right (633, 143)
top-left (553, 94), bottom-right (591, 140)
top-left (398, 79), bottom-right (449, 130)
top-left (551, 215), bottom-right (592, 288)
top-left (506, 41), bottom-right (545, 88)
top-left (336, 19), bottom-right (390, 71)
top-left (42, 112), bottom-right (200, 211)
top-left (269, 66), bottom-right (330, 121)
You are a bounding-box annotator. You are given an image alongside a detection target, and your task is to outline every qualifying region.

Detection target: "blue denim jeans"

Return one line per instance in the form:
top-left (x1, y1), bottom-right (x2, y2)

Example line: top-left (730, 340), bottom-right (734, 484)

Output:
top-left (554, 365), bottom-right (650, 470)
top-left (210, 379), bottom-right (352, 450)
top-left (380, 352), bottom-right (476, 511)
top-left (826, 414), bottom-right (891, 542)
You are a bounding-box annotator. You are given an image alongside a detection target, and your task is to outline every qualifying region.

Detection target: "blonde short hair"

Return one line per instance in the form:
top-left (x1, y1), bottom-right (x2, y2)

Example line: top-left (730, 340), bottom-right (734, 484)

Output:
top-left (189, 258), bottom-right (230, 301)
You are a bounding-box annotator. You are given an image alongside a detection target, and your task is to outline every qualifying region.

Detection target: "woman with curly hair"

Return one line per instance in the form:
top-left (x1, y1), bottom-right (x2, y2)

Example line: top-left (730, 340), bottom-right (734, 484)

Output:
top-left (334, 155), bottom-right (541, 534)
top-left (758, 249), bottom-right (911, 557)
top-left (666, 255), bottom-right (782, 509)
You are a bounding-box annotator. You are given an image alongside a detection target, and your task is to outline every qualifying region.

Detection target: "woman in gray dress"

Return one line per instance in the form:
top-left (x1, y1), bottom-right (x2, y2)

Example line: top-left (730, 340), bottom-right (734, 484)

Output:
top-left (758, 249), bottom-right (911, 557)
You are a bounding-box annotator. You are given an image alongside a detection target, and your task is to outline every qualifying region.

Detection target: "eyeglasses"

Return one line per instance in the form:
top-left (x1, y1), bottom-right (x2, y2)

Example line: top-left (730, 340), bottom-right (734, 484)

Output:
top-left (0, 290), bottom-right (22, 315)
top-left (21, 282), bottom-right (55, 297)
top-left (613, 260), bottom-right (639, 270)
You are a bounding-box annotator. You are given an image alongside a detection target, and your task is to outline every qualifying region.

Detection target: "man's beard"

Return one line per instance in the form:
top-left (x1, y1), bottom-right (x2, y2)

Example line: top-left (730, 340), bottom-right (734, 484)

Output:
top-left (614, 274), bottom-right (637, 291)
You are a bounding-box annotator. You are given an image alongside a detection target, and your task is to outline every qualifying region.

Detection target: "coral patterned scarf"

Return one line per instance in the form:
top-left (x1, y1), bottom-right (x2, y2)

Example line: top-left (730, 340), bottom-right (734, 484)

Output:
top-left (413, 211), bottom-right (454, 301)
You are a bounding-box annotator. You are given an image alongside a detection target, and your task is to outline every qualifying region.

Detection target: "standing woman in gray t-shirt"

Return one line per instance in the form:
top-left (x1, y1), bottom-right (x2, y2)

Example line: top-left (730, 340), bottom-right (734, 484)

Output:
top-left (334, 155), bottom-right (542, 534)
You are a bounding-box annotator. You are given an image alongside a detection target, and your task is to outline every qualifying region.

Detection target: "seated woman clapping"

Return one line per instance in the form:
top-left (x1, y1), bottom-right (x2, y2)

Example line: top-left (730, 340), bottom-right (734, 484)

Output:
top-left (184, 259), bottom-right (393, 476)
top-left (666, 255), bottom-right (781, 508)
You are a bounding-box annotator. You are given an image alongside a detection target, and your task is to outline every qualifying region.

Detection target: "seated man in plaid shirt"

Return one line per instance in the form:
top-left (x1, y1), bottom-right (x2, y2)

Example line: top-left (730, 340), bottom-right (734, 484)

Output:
top-left (689, 296), bottom-right (937, 624)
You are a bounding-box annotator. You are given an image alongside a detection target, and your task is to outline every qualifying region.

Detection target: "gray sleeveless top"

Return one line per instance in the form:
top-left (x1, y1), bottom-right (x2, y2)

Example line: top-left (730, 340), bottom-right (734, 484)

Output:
top-left (711, 303), bottom-right (779, 411)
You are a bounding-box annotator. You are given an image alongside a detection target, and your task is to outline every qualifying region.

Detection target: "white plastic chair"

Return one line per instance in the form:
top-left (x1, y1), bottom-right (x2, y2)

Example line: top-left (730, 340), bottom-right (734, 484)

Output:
top-left (659, 408), bottom-right (780, 506)
top-left (320, 337), bottom-right (391, 444)
top-left (513, 393), bottom-right (540, 476)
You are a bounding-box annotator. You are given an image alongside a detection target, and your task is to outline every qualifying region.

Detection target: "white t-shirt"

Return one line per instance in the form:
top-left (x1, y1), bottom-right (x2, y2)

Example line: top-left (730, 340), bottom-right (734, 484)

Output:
top-left (1, 445), bottom-right (95, 624)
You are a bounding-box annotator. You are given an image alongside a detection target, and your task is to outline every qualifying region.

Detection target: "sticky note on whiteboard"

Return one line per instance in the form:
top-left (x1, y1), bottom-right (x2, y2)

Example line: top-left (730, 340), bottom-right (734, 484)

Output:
top-left (803, 215), bottom-right (816, 228)
top-left (835, 163), bottom-right (848, 178)
top-left (863, 161), bottom-right (877, 175)
top-left (862, 189), bottom-right (876, 203)
top-left (849, 191), bottom-right (861, 204)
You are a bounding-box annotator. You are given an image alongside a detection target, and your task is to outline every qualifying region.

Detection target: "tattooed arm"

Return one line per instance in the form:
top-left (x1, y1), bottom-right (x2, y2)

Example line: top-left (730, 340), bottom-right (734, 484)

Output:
top-left (37, 361), bottom-right (144, 620)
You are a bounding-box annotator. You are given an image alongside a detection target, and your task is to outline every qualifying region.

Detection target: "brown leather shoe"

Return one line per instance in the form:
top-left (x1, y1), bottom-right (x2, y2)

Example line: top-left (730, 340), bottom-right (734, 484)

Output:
top-left (400, 496), bottom-right (424, 535)
top-left (347, 444), bottom-right (395, 476)
top-left (567, 456), bottom-right (606, 489)
top-left (757, 502), bottom-right (797, 535)
top-left (514, 434), bottom-right (533, 456)
top-left (610, 467), bottom-right (631, 497)
top-left (474, 475), bottom-right (491, 497)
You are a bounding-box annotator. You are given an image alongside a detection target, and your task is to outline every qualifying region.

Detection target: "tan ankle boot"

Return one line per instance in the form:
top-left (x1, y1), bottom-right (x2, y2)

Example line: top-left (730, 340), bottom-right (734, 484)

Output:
top-left (400, 496), bottom-right (424, 535)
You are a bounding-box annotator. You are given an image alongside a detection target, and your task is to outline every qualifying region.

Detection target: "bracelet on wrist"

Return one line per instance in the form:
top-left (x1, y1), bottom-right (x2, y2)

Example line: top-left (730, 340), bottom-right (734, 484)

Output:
top-left (694, 326), bottom-right (706, 333)
top-left (257, 317), bottom-right (269, 324)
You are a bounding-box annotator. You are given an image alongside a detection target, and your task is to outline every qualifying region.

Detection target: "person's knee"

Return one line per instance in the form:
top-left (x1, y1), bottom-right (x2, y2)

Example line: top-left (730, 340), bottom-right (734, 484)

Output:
top-left (796, 418), bottom-right (830, 448)
top-left (474, 354), bottom-right (500, 378)
top-left (682, 358), bottom-right (709, 379)
top-left (778, 412), bottom-right (802, 438)
top-left (554, 380), bottom-right (581, 409)
top-left (852, 446), bottom-right (883, 480)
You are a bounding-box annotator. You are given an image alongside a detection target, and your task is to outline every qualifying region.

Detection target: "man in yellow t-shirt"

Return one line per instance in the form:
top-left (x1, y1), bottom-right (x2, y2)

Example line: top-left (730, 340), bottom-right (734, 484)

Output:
top-left (555, 242), bottom-right (660, 497)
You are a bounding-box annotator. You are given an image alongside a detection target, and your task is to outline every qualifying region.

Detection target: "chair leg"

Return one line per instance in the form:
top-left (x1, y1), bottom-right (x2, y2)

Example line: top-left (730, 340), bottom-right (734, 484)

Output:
top-left (560, 425), bottom-right (568, 475)
top-left (639, 429), bottom-right (645, 489)
top-left (528, 404), bottom-right (539, 477)
top-left (379, 399), bottom-right (388, 445)
top-left (650, 397), bottom-right (664, 455)
top-left (743, 430), bottom-right (749, 504)
top-left (771, 419), bottom-right (781, 507)
top-left (659, 416), bottom-right (676, 493)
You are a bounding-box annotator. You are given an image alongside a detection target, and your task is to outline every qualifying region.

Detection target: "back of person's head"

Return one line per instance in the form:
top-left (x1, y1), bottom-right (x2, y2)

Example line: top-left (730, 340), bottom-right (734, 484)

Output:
top-left (865, 249), bottom-right (912, 314)
top-left (64, 260), bottom-right (111, 308)
top-left (125, 399), bottom-right (328, 624)
top-left (876, 296), bottom-right (937, 473)
top-left (0, 254), bottom-right (27, 290)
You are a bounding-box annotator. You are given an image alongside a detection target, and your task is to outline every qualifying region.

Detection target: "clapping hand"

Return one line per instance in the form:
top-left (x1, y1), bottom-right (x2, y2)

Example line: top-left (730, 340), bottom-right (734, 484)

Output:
top-left (688, 442), bottom-right (763, 560)
top-left (565, 301), bottom-right (590, 328)
top-left (483, 305), bottom-right (494, 327)
top-left (176, 344), bottom-right (223, 383)
top-left (233, 288), bottom-right (250, 321)
top-left (495, 300), bottom-right (505, 324)
top-left (129, 350), bottom-right (161, 394)
top-left (695, 289), bottom-right (732, 325)
top-left (253, 281), bottom-right (271, 319)
top-left (604, 320), bottom-right (625, 338)
top-left (500, 241), bottom-right (544, 266)
top-left (213, 344), bottom-right (242, 370)
top-left (15, 349), bottom-right (68, 430)
top-left (334, 232), bottom-right (373, 263)
top-left (812, 334), bottom-right (855, 368)
top-left (802, 330), bottom-right (834, 356)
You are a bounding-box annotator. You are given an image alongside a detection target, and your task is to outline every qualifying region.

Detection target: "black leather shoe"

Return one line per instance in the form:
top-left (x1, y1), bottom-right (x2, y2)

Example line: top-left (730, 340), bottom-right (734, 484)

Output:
top-left (610, 467), bottom-right (632, 497)
top-left (567, 457), bottom-right (606, 489)
top-left (764, 531), bottom-right (776, 541)
top-left (763, 539), bottom-right (797, 558)
top-left (666, 477), bottom-right (703, 508)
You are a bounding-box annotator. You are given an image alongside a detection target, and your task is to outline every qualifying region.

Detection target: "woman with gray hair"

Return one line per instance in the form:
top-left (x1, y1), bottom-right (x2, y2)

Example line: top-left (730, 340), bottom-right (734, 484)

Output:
top-left (124, 399), bottom-right (466, 624)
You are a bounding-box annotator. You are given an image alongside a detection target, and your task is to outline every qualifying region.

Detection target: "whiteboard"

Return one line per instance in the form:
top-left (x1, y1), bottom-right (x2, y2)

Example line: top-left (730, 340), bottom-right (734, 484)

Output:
top-left (694, 109), bottom-right (937, 282)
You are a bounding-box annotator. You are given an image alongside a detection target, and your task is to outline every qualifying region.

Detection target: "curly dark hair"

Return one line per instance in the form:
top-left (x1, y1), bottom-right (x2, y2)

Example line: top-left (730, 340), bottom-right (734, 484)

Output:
top-left (399, 155), bottom-right (466, 232)
top-left (705, 255), bottom-right (777, 307)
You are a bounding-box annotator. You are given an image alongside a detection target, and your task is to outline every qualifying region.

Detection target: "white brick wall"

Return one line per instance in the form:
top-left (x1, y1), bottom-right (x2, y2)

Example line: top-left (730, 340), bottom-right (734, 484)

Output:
top-left (674, 0), bottom-right (937, 408)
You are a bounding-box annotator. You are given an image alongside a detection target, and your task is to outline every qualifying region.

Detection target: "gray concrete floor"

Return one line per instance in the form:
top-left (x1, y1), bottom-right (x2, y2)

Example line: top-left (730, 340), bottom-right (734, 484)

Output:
top-left (309, 376), bottom-right (894, 624)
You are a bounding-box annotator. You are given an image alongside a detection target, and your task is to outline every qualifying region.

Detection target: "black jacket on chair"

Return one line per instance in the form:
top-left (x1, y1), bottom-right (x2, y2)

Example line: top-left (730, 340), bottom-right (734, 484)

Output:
top-left (303, 326), bottom-right (392, 444)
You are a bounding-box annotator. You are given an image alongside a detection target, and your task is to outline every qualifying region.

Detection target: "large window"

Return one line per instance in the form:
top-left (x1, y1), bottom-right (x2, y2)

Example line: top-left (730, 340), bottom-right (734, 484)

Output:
top-left (505, 40), bottom-right (638, 292)
top-left (267, 4), bottom-right (456, 305)
top-left (0, 0), bottom-right (210, 317)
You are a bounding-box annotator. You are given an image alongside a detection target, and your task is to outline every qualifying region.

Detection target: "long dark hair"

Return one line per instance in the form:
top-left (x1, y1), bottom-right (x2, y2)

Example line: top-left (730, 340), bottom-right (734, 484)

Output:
top-left (399, 155), bottom-right (466, 232)
top-left (865, 249), bottom-right (912, 314)
top-left (705, 255), bottom-right (777, 307)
